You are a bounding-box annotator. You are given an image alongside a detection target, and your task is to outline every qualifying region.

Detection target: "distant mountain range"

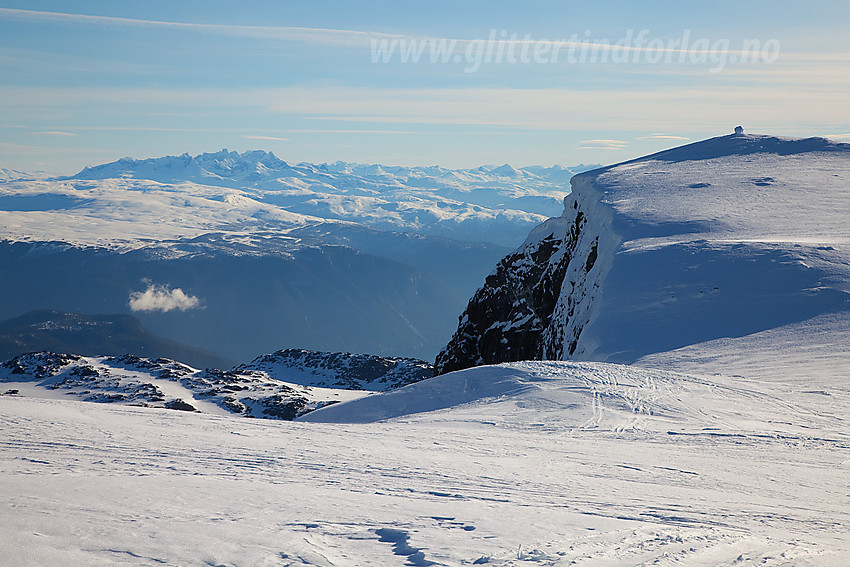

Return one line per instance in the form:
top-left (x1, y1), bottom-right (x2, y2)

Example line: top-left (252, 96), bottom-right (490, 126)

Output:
top-left (0, 151), bottom-right (593, 361)
top-left (67, 149), bottom-right (595, 246)
top-left (0, 167), bottom-right (32, 182)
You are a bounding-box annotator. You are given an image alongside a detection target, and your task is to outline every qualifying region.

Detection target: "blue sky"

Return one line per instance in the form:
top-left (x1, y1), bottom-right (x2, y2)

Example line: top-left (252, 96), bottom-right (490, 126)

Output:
top-left (1, 1), bottom-right (849, 173)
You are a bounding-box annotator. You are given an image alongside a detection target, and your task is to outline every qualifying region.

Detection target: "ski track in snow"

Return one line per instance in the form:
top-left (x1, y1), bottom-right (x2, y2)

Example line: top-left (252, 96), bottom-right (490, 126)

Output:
top-left (2, 359), bottom-right (848, 566)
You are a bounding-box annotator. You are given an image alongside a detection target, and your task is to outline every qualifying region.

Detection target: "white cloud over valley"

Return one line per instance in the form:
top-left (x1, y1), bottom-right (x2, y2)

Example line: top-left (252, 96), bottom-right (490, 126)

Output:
top-left (128, 283), bottom-right (201, 313)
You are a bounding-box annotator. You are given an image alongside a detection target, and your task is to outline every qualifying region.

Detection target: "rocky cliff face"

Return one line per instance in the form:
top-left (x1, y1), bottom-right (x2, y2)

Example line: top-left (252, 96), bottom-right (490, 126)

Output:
top-left (436, 132), bottom-right (850, 374)
top-left (435, 192), bottom-right (610, 374)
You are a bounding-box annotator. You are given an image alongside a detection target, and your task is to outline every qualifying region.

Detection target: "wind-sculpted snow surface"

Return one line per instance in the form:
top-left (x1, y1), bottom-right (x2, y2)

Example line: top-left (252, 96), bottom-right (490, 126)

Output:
top-left (2, 358), bottom-right (848, 565)
top-left (436, 133), bottom-right (850, 372)
top-left (635, 312), bottom-right (850, 387)
top-left (300, 360), bottom-right (849, 436)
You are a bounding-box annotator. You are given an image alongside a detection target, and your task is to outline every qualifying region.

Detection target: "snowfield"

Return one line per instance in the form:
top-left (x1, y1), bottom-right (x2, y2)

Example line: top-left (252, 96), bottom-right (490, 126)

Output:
top-left (2, 357), bottom-right (848, 566)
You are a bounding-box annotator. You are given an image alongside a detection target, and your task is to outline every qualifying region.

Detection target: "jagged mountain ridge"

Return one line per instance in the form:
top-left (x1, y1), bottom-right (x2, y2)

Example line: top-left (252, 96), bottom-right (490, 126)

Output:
top-left (436, 132), bottom-right (850, 374)
top-left (0, 348), bottom-right (434, 420)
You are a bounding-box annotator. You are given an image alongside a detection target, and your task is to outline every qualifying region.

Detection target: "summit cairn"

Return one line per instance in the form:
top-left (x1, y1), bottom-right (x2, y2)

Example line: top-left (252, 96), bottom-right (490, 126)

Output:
top-left (734, 125), bottom-right (745, 135)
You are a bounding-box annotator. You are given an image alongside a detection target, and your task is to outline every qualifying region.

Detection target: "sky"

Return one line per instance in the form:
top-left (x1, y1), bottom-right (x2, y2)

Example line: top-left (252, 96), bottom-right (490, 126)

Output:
top-left (1, 0), bottom-right (849, 174)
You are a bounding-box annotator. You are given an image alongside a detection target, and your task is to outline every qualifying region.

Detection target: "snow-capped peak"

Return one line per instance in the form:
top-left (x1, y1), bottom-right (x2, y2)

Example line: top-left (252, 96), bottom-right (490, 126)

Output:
top-left (0, 167), bottom-right (32, 181)
top-left (489, 163), bottom-right (520, 177)
top-left (71, 149), bottom-right (293, 184)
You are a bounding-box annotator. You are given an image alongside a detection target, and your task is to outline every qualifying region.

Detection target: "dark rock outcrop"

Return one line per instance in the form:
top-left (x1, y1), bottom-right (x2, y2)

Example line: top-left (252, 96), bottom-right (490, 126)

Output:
top-left (238, 348), bottom-right (434, 391)
top-left (1, 348), bottom-right (435, 420)
top-left (434, 208), bottom-right (588, 375)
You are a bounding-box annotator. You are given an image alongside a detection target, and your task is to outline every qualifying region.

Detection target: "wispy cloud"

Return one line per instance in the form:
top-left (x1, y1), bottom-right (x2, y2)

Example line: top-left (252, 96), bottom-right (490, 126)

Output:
top-left (31, 131), bottom-right (78, 136)
top-left (0, 7), bottom-right (401, 48)
top-left (72, 126), bottom-right (230, 132)
top-left (636, 133), bottom-right (691, 141)
top-left (577, 139), bottom-right (629, 150)
top-left (5, 7), bottom-right (848, 65)
top-left (288, 129), bottom-right (415, 135)
top-left (778, 53), bottom-right (850, 62)
top-left (2, 85), bottom-right (848, 138)
top-left (240, 135), bottom-right (288, 141)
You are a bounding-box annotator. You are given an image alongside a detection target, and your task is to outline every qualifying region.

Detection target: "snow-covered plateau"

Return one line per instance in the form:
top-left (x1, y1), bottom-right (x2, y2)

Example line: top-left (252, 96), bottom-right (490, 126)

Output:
top-left (436, 132), bottom-right (850, 373)
top-left (2, 133), bottom-right (849, 565)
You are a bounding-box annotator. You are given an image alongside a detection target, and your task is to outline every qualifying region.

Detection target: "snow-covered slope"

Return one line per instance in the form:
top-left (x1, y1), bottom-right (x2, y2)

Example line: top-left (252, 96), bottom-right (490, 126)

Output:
top-left (0, 167), bottom-right (32, 182)
top-left (436, 131), bottom-right (850, 373)
top-left (3, 357), bottom-right (847, 565)
top-left (635, 311), bottom-right (850, 387)
top-left (568, 133), bottom-right (850, 363)
top-left (300, 360), bottom-right (848, 443)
